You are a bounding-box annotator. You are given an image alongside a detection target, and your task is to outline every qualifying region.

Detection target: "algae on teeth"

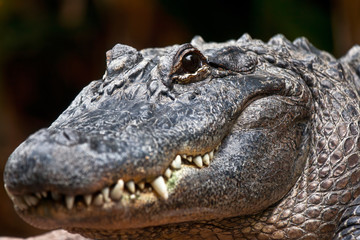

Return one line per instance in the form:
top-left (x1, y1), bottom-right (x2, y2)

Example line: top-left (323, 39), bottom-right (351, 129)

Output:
top-left (166, 171), bottom-right (179, 193)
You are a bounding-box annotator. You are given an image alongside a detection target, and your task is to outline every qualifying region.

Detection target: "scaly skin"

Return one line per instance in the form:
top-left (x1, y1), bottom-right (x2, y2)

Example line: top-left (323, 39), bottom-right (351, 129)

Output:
top-left (3, 34), bottom-right (360, 239)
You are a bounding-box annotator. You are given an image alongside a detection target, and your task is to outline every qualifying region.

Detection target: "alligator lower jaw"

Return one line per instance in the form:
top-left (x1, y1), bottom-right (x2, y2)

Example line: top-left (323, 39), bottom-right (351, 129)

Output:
top-left (5, 144), bottom-right (221, 213)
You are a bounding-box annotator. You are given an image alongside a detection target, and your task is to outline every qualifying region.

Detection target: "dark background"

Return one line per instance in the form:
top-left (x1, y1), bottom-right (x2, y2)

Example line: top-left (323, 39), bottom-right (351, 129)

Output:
top-left (0, 0), bottom-right (359, 237)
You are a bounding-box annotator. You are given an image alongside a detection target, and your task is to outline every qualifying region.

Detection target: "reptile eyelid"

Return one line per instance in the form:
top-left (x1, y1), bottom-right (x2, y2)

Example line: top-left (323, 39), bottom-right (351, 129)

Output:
top-left (170, 44), bottom-right (210, 84)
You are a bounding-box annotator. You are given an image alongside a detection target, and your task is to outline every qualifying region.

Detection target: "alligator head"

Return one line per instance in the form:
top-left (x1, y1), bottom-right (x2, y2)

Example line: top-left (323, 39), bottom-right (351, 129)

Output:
top-left (4, 35), bottom-right (360, 239)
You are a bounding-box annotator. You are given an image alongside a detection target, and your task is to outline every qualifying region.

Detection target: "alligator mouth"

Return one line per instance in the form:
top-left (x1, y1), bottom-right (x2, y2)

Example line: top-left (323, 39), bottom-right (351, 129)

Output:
top-left (5, 144), bottom-right (220, 212)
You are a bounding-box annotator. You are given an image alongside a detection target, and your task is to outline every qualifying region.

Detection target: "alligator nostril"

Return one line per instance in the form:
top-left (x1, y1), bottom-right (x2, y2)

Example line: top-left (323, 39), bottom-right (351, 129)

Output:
top-left (63, 132), bottom-right (70, 141)
top-left (159, 90), bottom-right (175, 101)
top-left (54, 129), bottom-right (80, 146)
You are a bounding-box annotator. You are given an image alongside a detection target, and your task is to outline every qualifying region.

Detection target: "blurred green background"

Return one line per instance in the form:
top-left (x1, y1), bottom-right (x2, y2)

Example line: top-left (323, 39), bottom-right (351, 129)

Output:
top-left (0, 0), bottom-right (359, 237)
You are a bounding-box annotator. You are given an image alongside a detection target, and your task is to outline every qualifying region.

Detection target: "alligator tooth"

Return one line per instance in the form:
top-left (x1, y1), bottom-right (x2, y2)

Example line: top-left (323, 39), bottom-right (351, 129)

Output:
top-left (203, 153), bottom-right (210, 166)
top-left (102, 187), bottom-right (111, 203)
top-left (84, 194), bottom-right (92, 206)
top-left (23, 196), bottom-right (31, 206)
top-left (209, 150), bottom-right (214, 160)
top-left (193, 156), bottom-right (203, 168)
top-left (24, 195), bottom-right (39, 206)
top-left (93, 193), bottom-right (104, 206)
top-left (13, 196), bottom-right (28, 210)
top-left (164, 168), bottom-right (172, 179)
top-left (130, 194), bottom-right (136, 200)
top-left (187, 156), bottom-right (193, 162)
top-left (35, 192), bottom-right (42, 199)
top-left (5, 185), bottom-right (28, 210)
top-left (65, 196), bottom-right (75, 210)
top-left (126, 181), bottom-right (136, 193)
top-left (182, 154), bottom-right (187, 159)
top-left (151, 176), bottom-right (168, 200)
top-left (137, 181), bottom-right (145, 190)
top-left (30, 195), bottom-right (39, 205)
top-left (41, 191), bottom-right (48, 198)
top-left (216, 143), bottom-right (221, 151)
top-left (51, 192), bottom-right (61, 201)
top-left (171, 155), bottom-right (182, 169)
top-left (110, 179), bottom-right (124, 200)
top-left (102, 71), bottom-right (107, 80)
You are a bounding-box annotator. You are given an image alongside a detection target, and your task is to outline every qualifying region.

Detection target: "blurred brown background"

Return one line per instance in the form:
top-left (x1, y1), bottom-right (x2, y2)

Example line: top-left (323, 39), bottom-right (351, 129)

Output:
top-left (0, 0), bottom-right (359, 237)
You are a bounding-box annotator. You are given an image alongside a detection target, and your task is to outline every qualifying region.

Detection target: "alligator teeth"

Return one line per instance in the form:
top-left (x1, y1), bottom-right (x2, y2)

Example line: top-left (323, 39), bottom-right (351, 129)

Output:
top-left (84, 194), bottom-right (92, 206)
top-left (130, 194), bottom-right (136, 200)
top-left (7, 144), bottom-right (221, 209)
top-left (203, 153), bottom-right (210, 166)
top-left (5, 185), bottom-right (29, 210)
top-left (193, 156), bottom-right (203, 168)
top-left (65, 196), bottom-right (74, 210)
top-left (151, 176), bottom-right (168, 200)
top-left (102, 187), bottom-right (111, 202)
top-left (216, 143), bottom-right (221, 151)
top-left (30, 195), bottom-right (39, 205)
top-left (93, 193), bottom-right (104, 206)
top-left (14, 196), bottom-right (28, 210)
top-left (23, 195), bottom-right (31, 206)
top-left (137, 181), bottom-right (145, 190)
top-left (164, 168), bottom-right (172, 179)
top-left (171, 155), bottom-right (182, 169)
top-left (24, 195), bottom-right (39, 206)
top-left (209, 150), bottom-right (214, 160)
top-left (126, 181), bottom-right (136, 193)
top-left (110, 179), bottom-right (124, 200)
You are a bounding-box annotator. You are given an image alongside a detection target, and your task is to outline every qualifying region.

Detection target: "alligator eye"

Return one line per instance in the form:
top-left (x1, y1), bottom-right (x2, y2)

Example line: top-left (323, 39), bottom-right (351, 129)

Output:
top-left (181, 52), bottom-right (203, 73)
top-left (170, 44), bottom-right (210, 84)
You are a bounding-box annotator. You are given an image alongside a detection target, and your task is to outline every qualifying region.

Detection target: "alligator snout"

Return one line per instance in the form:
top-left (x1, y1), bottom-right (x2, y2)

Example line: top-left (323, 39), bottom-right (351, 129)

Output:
top-left (4, 114), bottom-right (223, 212)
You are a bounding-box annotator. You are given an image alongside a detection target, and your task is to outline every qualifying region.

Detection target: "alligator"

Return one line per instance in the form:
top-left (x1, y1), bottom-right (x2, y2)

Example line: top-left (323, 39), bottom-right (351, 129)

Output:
top-left (3, 34), bottom-right (360, 240)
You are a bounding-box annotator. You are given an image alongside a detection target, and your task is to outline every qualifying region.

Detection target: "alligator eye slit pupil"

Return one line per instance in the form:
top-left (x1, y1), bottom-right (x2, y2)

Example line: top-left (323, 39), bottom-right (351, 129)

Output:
top-left (181, 52), bottom-right (202, 73)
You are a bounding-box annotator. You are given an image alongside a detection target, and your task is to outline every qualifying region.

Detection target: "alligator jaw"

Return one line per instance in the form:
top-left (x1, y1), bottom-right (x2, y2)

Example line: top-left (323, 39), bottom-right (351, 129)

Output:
top-left (4, 144), bottom-right (221, 211)
top-left (4, 140), bottom-right (227, 231)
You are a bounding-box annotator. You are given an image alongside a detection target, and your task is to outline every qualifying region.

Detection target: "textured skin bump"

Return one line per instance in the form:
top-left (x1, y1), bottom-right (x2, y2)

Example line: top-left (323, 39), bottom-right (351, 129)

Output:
top-left (3, 35), bottom-right (360, 240)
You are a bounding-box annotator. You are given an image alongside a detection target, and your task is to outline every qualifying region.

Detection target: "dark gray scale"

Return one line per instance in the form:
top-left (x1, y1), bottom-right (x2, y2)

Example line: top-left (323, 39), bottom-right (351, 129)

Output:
top-left (334, 195), bottom-right (360, 240)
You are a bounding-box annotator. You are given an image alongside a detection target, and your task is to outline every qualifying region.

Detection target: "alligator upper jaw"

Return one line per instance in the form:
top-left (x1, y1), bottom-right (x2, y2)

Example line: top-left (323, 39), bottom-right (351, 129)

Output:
top-left (4, 139), bottom-right (221, 210)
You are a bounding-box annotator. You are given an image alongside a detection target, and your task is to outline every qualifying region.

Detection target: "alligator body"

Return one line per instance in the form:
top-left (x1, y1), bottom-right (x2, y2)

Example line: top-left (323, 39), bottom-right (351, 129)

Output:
top-left (3, 34), bottom-right (360, 239)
